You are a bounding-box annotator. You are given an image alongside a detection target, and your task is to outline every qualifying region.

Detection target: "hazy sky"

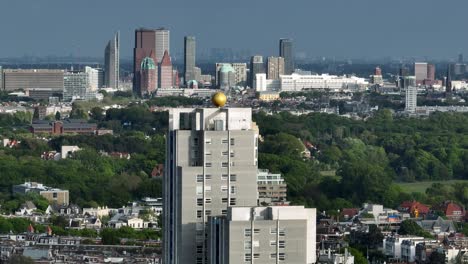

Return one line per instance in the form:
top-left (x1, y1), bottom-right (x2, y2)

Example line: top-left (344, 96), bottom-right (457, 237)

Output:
top-left (1, 0), bottom-right (467, 60)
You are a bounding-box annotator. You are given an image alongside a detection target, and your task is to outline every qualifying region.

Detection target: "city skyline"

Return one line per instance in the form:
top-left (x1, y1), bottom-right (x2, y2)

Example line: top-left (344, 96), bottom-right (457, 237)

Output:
top-left (1, 0), bottom-right (468, 60)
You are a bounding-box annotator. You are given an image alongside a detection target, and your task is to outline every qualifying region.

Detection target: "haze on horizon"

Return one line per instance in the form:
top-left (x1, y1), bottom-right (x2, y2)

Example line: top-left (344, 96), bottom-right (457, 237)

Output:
top-left (1, 0), bottom-right (467, 60)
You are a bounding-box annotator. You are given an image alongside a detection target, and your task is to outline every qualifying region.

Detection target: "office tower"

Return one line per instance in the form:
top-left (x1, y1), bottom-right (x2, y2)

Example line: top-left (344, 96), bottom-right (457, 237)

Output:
top-left (426, 64), bottom-right (435, 82)
top-left (140, 57), bottom-right (157, 95)
top-left (155, 28), bottom-right (170, 63)
top-left (2, 69), bottom-right (64, 91)
top-left (63, 72), bottom-right (88, 101)
top-left (405, 86), bottom-right (417, 113)
top-left (85, 66), bottom-right (104, 91)
top-left (459, 53), bottom-right (464, 64)
top-left (207, 206), bottom-right (316, 264)
top-left (159, 50), bottom-right (173, 88)
top-left (163, 107), bottom-right (259, 264)
top-left (414, 62), bottom-right (428, 84)
top-left (173, 69), bottom-right (180, 88)
top-left (249, 56), bottom-right (265, 88)
top-left (184, 36), bottom-right (196, 84)
top-left (446, 65), bottom-right (452, 93)
top-left (216, 64), bottom-right (236, 89)
top-left (279, 39), bottom-right (294, 74)
top-left (104, 31), bottom-right (120, 89)
top-left (267, 57), bottom-right (285, 80)
top-left (133, 29), bottom-right (158, 95)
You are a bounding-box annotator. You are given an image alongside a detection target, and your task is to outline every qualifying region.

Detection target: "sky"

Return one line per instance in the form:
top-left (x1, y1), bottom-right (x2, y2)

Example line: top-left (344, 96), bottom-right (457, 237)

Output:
top-left (1, 0), bottom-right (467, 60)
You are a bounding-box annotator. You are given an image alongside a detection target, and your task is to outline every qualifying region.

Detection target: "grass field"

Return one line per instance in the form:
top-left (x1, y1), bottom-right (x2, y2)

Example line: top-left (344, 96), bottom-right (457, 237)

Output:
top-left (397, 180), bottom-right (468, 193)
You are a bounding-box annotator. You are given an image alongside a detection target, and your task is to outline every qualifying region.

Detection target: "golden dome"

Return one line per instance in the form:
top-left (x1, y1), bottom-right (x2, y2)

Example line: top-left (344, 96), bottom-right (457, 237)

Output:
top-left (212, 92), bottom-right (227, 107)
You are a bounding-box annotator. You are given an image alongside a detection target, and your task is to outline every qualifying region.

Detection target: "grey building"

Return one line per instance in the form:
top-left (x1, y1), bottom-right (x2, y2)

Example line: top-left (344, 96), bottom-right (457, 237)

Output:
top-left (184, 36), bottom-right (196, 84)
top-left (63, 72), bottom-right (88, 101)
top-left (207, 206), bottom-right (316, 264)
top-left (216, 63), bottom-right (247, 88)
top-left (249, 56), bottom-right (264, 88)
top-left (104, 31), bottom-right (120, 89)
top-left (163, 107), bottom-right (259, 264)
top-left (257, 169), bottom-right (287, 205)
top-left (279, 39), bottom-right (294, 75)
top-left (267, 57), bottom-right (285, 80)
top-left (0, 66), bottom-right (3, 90)
top-left (2, 69), bottom-right (64, 91)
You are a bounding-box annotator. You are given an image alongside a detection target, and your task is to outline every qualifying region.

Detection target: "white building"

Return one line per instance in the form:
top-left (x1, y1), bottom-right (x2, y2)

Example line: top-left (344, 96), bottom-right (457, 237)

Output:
top-left (61, 145), bottom-right (80, 159)
top-left (85, 66), bottom-right (104, 91)
top-left (280, 73), bottom-right (368, 92)
top-left (383, 236), bottom-right (427, 261)
top-left (255, 74), bottom-right (280, 92)
top-left (405, 86), bottom-right (417, 113)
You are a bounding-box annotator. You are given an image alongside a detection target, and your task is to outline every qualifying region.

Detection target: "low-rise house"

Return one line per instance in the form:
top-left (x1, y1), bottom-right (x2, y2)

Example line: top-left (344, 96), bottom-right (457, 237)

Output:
top-left (82, 206), bottom-right (113, 218)
top-left (399, 200), bottom-right (430, 217)
top-left (417, 216), bottom-right (456, 237)
top-left (15, 201), bottom-right (37, 216)
top-left (46, 204), bottom-right (80, 215)
top-left (13, 182), bottom-right (69, 206)
top-left (341, 208), bottom-right (359, 221)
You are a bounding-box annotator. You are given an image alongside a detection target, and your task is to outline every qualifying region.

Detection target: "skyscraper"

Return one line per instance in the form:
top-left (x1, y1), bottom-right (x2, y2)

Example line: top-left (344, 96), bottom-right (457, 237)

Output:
top-left (426, 64), bottom-right (435, 82)
top-left (279, 39), bottom-right (294, 74)
top-left (104, 31), bottom-right (119, 89)
top-left (133, 29), bottom-right (158, 95)
top-left (155, 28), bottom-right (170, 63)
top-left (414, 62), bottom-right (428, 84)
top-left (163, 107), bottom-right (259, 264)
top-left (405, 86), bottom-right (417, 113)
top-left (267, 56), bottom-right (285, 80)
top-left (459, 53), bottom-right (464, 64)
top-left (184, 36), bottom-right (196, 84)
top-left (140, 56), bottom-right (157, 95)
top-left (159, 50), bottom-right (173, 88)
top-left (249, 55), bottom-right (264, 88)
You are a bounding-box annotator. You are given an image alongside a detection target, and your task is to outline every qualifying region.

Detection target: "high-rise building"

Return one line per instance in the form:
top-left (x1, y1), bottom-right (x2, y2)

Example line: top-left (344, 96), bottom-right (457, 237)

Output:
top-left (163, 107), bottom-right (259, 264)
top-left (279, 39), bottom-right (294, 74)
top-left (159, 50), bottom-right (173, 88)
top-left (155, 28), bottom-right (170, 63)
top-left (267, 57), bottom-right (285, 80)
top-left (133, 29), bottom-right (158, 96)
top-left (426, 64), bottom-right (435, 82)
top-left (414, 62), bottom-right (428, 84)
top-left (249, 55), bottom-right (265, 88)
top-left (215, 63), bottom-right (247, 87)
top-left (0, 66), bottom-right (3, 90)
top-left (459, 53), bottom-right (464, 64)
top-left (2, 69), bottom-right (64, 91)
top-left (207, 206), bottom-right (316, 264)
top-left (140, 57), bottom-right (157, 95)
top-left (63, 71), bottom-right (88, 101)
top-left (184, 36), bottom-right (196, 84)
top-left (446, 65), bottom-right (452, 94)
top-left (104, 31), bottom-right (120, 89)
top-left (173, 69), bottom-right (180, 88)
top-left (405, 86), bottom-right (417, 113)
top-left (85, 66), bottom-right (104, 91)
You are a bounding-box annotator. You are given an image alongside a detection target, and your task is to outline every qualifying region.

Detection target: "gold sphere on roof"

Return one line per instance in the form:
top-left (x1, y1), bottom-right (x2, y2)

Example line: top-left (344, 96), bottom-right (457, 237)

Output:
top-left (212, 92), bottom-right (227, 107)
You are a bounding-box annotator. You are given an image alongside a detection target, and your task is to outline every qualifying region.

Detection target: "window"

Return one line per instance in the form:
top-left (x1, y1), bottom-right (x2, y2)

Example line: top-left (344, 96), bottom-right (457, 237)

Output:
top-left (197, 198), bottom-right (203, 206)
top-left (197, 175), bottom-right (203, 182)
top-left (279, 240), bottom-right (285, 249)
top-left (270, 240), bottom-right (277, 247)
top-left (196, 186), bottom-right (203, 195)
top-left (196, 257), bottom-right (203, 264)
top-left (253, 253), bottom-right (260, 259)
top-left (197, 210), bottom-right (202, 218)
top-left (222, 139), bottom-right (228, 144)
top-left (222, 210), bottom-right (227, 215)
top-left (206, 210), bottom-right (212, 216)
top-left (205, 162), bottom-right (212, 167)
top-left (270, 228), bottom-right (277, 234)
top-left (279, 228), bottom-right (286, 236)
top-left (244, 241), bottom-right (251, 250)
top-left (270, 253), bottom-right (276, 259)
top-left (221, 174), bottom-right (228, 180)
top-left (205, 151), bottom-right (211, 156)
top-left (279, 253), bottom-right (285, 261)
top-left (205, 174), bottom-right (212, 180)
top-left (205, 198), bottom-right (212, 204)
top-left (229, 198), bottom-right (236, 206)
top-left (222, 151), bottom-right (228, 156)
top-left (221, 186), bottom-right (228, 192)
top-left (253, 229), bottom-right (260, 234)
top-left (53, 192), bottom-right (58, 198)
top-left (193, 138), bottom-right (199, 146)
top-left (244, 254), bottom-right (252, 261)
top-left (222, 198), bottom-right (228, 203)
top-left (230, 138), bottom-right (235, 145)
top-left (230, 152), bottom-right (235, 157)
top-left (230, 174), bottom-right (237, 182)
top-left (205, 185), bottom-right (211, 192)
top-left (230, 186), bottom-right (237, 194)
top-left (205, 138), bottom-right (212, 144)
top-left (244, 229), bottom-right (252, 237)
top-left (221, 162), bottom-right (229, 167)
top-left (196, 245), bottom-right (203, 253)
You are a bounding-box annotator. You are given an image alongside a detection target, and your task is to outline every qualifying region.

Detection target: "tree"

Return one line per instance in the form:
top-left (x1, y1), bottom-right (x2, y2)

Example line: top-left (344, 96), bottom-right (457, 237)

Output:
top-left (55, 111), bottom-right (61, 120)
top-left (101, 228), bottom-right (120, 245)
top-left (399, 220), bottom-right (433, 238)
top-left (8, 255), bottom-right (35, 264)
top-left (429, 251), bottom-right (445, 264)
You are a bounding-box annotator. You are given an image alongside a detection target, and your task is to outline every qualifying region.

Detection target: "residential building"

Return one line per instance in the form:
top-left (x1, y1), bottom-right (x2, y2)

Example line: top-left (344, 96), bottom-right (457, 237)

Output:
top-left (416, 217), bottom-right (456, 237)
top-left (279, 39), bottom-right (294, 74)
top-left (85, 66), bottom-right (104, 91)
top-left (30, 119), bottom-right (97, 135)
top-left (63, 71), bottom-right (88, 101)
top-left (207, 206), bottom-right (316, 264)
top-left (398, 201), bottom-right (430, 217)
top-left (383, 235), bottom-right (426, 260)
top-left (414, 62), bottom-right (428, 85)
top-left (257, 169), bottom-right (287, 205)
top-left (267, 56), bottom-right (285, 80)
top-left (139, 56), bottom-right (157, 95)
top-left (13, 182), bottom-right (69, 206)
top-left (249, 55), bottom-right (264, 88)
top-left (184, 36), bottom-right (196, 84)
top-left (405, 86), bottom-right (417, 113)
top-left (159, 50), bottom-right (173, 88)
top-left (163, 107), bottom-right (259, 264)
top-left (2, 69), bottom-right (64, 91)
top-left (104, 31), bottom-right (120, 89)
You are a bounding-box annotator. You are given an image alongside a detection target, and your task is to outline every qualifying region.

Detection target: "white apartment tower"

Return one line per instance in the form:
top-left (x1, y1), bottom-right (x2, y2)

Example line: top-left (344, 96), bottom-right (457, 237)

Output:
top-left (405, 86), bottom-right (417, 113)
top-left (163, 107), bottom-right (259, 264)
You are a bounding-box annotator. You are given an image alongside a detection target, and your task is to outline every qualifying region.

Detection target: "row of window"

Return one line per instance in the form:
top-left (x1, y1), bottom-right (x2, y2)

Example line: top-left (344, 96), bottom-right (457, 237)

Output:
top-left (204, 138), bottom-right (235, 145)
top-left (245, 240), bottom-right (286, 249)
top-left (196, 209), bottom-right (228, 218)
top-left (205, 151), bottom-right (235, 157)
top-left (244, 253), bottom-right (286, 261)
top-left (196, 197), bottom-right (236, 206)
top-left (245, 228), bottom-right (286, 236)
top-left (196, 185), bottom-right (237, 195)
top-left (205, 162), bottom-right (235, 167)
top-left (196, 174), bottom-right (237, 182)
